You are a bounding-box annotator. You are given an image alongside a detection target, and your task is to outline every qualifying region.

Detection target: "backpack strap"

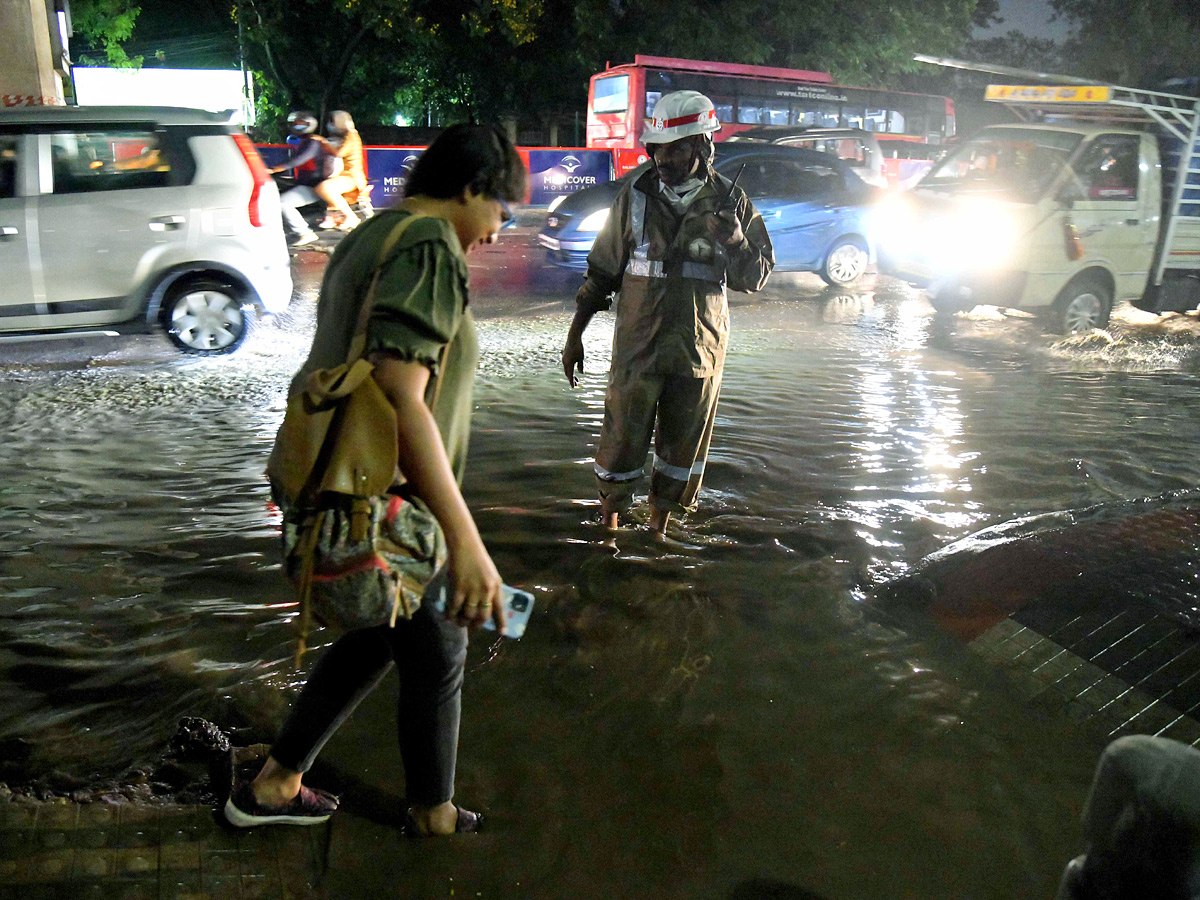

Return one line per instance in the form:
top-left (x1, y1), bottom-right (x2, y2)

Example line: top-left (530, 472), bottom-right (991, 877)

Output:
top-left (344, 211), bottom-right (451, 405)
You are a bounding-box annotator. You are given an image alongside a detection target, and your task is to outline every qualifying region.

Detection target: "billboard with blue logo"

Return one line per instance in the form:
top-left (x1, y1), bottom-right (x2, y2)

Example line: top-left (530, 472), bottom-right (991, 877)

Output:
top-left (257, 145), bottom-right (615, 208)
top-left (364, 147), bottom-right (425, 207)
top-left (525, 150), bottom-right (613, 206)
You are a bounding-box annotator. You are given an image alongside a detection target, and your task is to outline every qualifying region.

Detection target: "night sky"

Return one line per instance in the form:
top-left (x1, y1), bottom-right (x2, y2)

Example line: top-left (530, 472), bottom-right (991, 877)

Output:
top-left (977, 0), bottom-right (1070, 41)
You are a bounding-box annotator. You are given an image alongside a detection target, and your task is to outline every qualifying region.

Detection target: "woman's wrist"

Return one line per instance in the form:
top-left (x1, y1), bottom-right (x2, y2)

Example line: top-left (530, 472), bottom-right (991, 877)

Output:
top-left (445, 523), bottom-right (486, 558)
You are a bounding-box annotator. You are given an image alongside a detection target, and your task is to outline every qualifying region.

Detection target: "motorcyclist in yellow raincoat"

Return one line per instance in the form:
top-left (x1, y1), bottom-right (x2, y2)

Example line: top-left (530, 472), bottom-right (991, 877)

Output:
top-left (561, 90), bottom-right (775, 534)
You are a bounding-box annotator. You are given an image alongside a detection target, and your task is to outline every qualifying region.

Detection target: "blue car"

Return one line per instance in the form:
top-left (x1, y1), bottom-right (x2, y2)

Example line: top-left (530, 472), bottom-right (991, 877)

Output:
top-left (537, 143), bottom-right (879, 286)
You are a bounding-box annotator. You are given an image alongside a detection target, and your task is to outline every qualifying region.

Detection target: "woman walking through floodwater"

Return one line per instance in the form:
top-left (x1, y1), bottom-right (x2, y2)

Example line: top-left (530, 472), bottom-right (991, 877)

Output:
top-left (224, 125), bottom-right (527, 835)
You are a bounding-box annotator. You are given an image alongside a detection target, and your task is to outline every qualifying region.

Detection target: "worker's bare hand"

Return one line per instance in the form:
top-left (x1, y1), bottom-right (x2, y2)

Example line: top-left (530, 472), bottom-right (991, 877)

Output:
top-left (562, 334), bottom-right (585, 387)
top-left (706, 209), bottom-right (744, 246)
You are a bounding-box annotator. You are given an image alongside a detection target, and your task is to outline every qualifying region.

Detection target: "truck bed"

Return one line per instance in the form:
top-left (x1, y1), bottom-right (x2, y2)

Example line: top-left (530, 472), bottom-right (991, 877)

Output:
top-left (1158, 135), bottom-right (1200, 274)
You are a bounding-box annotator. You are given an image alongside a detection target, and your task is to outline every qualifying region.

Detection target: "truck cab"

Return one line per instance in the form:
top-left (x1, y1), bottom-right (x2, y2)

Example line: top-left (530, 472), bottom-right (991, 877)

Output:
top-left (878, 80), bottom-right (1200, 333)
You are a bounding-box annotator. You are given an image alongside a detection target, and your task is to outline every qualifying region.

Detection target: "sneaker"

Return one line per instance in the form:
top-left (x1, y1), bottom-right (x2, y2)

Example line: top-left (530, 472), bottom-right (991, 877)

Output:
top-left (317, 216), bottom-right (339, 230)
top-left (223, 780), bottom-right (338, 828)
top-left (291, 232), bottom-right (318, 247)
top-left (336, 212), bottom-right (361, 232)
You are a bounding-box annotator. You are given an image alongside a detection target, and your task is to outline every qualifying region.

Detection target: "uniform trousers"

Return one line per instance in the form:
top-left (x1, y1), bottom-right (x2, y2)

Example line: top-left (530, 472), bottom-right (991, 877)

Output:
top-left (594, 365), bottom-right (721, 515)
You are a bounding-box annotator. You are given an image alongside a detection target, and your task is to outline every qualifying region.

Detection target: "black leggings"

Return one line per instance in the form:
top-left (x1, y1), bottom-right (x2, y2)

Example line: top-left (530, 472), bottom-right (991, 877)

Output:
top-left (270, 584), bottom-right (468, 807)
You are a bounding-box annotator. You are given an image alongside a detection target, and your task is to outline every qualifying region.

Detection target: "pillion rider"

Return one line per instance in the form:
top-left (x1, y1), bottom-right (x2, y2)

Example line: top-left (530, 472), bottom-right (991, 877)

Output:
top-left (561, 90), bottom-right (774, 534)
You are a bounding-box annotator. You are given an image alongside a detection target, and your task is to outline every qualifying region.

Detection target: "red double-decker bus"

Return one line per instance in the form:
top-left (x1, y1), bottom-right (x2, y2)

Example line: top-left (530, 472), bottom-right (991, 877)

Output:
top-left (587, 55), bottom-right (956, 181)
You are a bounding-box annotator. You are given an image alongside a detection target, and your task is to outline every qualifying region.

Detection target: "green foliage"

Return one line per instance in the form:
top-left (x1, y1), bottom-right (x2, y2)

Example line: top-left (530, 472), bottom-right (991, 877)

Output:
top-left (971, 0), bottom-right (1001, 29)
top-left (570, 0), bottom-right (983, 87)
top-left (72, 0), bottom-right (144, 67)
top-left (142, 0), bottom-right (1005, 136)
top-left (234, 0), bottom-right (548, 130)
top-left (1051, 0), bottom-right (1200, 87)
top-left (763, 0), bottom-right (982, 84)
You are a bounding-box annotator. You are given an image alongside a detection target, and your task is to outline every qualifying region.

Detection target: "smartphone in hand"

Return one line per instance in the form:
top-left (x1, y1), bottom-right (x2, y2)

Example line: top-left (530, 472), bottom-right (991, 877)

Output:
top-left (435, 583), bottom-right (535, 639)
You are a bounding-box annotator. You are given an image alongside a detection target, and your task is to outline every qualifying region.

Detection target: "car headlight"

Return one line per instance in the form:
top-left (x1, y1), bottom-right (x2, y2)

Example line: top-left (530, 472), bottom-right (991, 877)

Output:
top-left (547, 195), bottom-right (567, 213)
top-left (578, 209), bottom-right (610, 233)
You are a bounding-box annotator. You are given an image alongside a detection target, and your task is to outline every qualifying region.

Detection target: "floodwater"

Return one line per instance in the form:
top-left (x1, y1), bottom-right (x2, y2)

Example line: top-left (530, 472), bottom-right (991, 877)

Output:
top-left (3, 237), bottom-right (1200, 898)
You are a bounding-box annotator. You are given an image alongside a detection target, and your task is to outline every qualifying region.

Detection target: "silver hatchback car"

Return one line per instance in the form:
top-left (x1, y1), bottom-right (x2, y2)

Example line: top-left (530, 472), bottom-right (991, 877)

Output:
top-left (0, 106), bottom-right (292, 354)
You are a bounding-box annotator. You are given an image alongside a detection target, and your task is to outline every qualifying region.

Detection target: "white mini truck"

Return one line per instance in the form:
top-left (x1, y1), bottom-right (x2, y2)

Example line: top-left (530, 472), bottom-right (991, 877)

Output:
top-left (879, 78), bottom-right (1200, 333)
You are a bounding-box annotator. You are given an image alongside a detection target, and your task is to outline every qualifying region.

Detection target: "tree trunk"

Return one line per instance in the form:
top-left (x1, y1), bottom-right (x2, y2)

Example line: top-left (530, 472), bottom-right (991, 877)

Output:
top-left (320, 21), bottom-right (376, 120)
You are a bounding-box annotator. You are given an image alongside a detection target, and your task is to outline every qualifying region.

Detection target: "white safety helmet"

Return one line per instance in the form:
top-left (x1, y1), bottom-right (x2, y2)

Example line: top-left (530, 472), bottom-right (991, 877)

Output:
top-left (642, 91), bottom-right (721, 146)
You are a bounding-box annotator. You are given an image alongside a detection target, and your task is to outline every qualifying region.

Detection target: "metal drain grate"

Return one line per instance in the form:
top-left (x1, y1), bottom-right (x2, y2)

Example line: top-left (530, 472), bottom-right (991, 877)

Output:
top-left (970, 617), bottom-right (1200, 745)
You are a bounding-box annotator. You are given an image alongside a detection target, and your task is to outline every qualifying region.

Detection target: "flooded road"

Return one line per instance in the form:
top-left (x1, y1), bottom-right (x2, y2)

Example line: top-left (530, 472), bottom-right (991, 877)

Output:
top-left (2, 230), bottom-right (1200, 899)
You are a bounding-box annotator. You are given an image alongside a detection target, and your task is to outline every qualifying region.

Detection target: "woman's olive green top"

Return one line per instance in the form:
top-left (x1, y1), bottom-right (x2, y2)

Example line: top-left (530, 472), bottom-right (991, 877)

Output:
top-left (289, 209), bottom-right (478, 485)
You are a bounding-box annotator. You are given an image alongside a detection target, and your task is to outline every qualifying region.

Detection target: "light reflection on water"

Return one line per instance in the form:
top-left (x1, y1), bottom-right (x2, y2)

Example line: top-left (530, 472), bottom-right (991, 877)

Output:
top-left (1, 282), bottom-right (1200, 896)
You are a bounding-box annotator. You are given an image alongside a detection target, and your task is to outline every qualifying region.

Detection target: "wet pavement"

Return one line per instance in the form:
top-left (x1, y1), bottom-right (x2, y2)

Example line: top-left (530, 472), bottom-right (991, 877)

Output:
top-left (0, 799), bottom-right (326, 900)
top-left (3, 220), bottom-right (1200, 899)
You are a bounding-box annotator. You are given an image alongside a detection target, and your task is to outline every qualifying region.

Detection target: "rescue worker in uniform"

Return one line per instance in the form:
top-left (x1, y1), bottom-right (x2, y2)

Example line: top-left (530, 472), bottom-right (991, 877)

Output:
top-left (561, 91), bottom-right (774, 533)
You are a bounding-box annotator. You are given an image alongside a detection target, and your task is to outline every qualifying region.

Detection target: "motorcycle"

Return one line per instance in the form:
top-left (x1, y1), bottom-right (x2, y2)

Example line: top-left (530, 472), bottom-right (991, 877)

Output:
top-left (271, 170), bottom-right (375, 237)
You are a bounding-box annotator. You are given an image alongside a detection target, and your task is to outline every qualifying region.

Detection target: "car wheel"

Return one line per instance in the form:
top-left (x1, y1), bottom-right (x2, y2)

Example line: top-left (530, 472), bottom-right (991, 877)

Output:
top-left (162, 278), bottom-right (254, 355)
top-left (1051, 275), bottom-right (1112, 334)
top-left (820, 238), bottom-right (869, 286)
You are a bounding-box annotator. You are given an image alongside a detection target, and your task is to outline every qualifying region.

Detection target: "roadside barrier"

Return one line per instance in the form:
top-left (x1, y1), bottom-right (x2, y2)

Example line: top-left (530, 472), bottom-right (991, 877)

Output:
top-left (257, 144), bottom-right (617, 208)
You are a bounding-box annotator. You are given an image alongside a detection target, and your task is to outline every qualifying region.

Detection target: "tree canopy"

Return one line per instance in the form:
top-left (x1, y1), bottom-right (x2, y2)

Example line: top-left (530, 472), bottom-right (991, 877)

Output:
top-left (71, 0), bottom-right (1022, 135)
top-left (71, 0), bottom-right (144, 66)
top-left (1050, 0), bottom-right (1200, 88)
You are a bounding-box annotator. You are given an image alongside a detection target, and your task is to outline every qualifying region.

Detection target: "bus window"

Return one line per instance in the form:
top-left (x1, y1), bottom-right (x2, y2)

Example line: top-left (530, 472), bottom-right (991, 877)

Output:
top-left (888, 110), bottom-right (906, 134)
top-left (841, 107), bottom-right (865, 129)
top-left (793, 101), bottom-right (840, 128)
top-left (864, 109), bottom-right (887, 132)
top-left (737, 99), bottom-right (789, 125)
top-left (594, 75), bottom-right (630, 114)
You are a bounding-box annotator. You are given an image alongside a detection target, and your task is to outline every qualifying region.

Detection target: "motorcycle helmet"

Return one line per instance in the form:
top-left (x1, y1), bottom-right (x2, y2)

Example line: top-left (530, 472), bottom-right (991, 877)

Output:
top-left (286, 111), bottom-right (318, 136)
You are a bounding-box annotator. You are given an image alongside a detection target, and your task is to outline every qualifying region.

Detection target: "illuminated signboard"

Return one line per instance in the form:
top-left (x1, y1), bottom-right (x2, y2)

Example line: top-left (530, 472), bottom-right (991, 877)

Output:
top-left (74, 68), bottom-right (254, 124)
top-left (985, 85), bottom-right (1113, 103)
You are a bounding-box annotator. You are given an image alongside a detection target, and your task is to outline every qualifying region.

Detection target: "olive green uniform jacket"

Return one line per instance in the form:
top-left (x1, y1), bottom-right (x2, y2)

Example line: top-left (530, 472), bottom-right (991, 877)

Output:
top-left (576, 166), bottom-right (775, 377)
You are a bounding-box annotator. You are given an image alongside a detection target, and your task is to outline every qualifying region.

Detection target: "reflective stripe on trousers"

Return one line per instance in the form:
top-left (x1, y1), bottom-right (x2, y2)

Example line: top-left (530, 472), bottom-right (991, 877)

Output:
top-left (594, 462), bottom-right (645, 483)
top-left (594, 369), bottom-right (722, 515)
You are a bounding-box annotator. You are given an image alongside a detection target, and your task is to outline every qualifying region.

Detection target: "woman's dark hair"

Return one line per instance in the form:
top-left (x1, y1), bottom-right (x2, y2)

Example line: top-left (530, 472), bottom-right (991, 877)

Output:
top-left (404, 124), bottom-right (528, 203)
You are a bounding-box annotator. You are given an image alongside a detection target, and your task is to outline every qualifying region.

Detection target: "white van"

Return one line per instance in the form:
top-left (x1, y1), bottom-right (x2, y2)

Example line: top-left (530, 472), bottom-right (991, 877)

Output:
top-left (0, 106), bottom-right (292, 354)
top-left (879, 82), bottom-right (1200, 333)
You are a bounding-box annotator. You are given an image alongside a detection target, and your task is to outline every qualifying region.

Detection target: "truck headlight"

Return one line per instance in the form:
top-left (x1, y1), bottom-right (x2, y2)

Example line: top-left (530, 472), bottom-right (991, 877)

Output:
top-left (578, 209), bottom-right (610, 233)
top-left (873, 196), bottom-right (916, 259)
top-left (931, 205), bottom-right (1018, 272)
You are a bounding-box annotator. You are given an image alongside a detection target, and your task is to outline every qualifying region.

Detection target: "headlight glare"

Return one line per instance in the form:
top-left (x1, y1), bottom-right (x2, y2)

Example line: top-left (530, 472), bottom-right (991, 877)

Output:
top-left (578, 209), bottom-right (610, 233)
